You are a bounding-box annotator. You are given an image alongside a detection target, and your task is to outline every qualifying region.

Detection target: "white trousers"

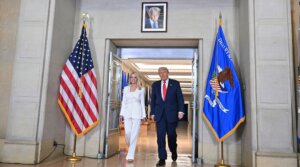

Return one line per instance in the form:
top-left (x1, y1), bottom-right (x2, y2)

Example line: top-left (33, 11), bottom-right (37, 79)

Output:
top-left (124, 118), bottom-right (141, 160)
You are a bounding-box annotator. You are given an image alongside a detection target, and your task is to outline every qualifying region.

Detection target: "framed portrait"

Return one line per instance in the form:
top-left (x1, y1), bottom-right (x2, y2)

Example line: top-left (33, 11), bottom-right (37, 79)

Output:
top-left (141, 2), bottom-right (168, 32)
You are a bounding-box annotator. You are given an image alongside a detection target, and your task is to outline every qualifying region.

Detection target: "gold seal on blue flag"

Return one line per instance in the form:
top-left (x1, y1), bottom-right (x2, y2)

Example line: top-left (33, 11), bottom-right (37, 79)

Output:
top-left (203, 25), bottom-right (245, 142)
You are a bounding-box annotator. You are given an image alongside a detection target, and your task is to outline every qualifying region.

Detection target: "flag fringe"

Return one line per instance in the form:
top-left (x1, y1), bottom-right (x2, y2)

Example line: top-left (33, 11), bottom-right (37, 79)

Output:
top-left (202, 112), bottom-right (245, 142)
top-left (58, 100), bottom-right (99, 137)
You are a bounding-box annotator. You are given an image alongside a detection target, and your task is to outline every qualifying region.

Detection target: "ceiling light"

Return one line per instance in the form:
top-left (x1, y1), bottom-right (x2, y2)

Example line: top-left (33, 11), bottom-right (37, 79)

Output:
top-left (146, 75), bottom-right (192, 79)
top-left (134, 63), bottom-right (192, 70)
top-left (181, 88), bottom-right (192, 91)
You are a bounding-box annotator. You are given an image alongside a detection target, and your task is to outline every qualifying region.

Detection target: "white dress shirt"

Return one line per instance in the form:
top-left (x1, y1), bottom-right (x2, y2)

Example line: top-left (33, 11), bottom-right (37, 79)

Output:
top-left (120, 86), bottom-right (146, 119)
top-left (161, 79), bottom-right (169, 100)
top-left (150, 19), bottom-right (157, 28)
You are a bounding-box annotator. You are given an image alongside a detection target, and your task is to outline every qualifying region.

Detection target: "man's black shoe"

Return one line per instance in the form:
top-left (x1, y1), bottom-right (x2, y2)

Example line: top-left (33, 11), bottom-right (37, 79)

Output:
top-left (156, 159), bottom-right (166, 166)
top-left (172, 152), bottom-right (177, 161)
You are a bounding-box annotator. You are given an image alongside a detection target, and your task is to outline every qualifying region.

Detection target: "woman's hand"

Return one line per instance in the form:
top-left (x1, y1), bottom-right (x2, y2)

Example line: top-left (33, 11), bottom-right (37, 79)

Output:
top-left (119, 116), bottom-right (124, 124)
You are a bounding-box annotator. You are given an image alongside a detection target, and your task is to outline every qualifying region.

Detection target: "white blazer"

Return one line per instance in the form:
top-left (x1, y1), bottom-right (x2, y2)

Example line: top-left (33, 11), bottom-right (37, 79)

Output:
top-left (120, 86), bottom-right (146, 119)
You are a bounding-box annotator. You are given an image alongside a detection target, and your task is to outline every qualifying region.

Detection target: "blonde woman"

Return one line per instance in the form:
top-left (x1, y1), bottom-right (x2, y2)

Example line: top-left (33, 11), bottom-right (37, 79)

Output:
top-left (119, 72), bottom-right (146, 162)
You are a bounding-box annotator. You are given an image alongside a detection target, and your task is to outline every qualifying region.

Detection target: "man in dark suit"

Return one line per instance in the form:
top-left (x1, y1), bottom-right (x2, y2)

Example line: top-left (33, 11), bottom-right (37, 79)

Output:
top-left (150, 67), bottom-right (185, 166)
top-left (145, 18), bottom-right (163, 29)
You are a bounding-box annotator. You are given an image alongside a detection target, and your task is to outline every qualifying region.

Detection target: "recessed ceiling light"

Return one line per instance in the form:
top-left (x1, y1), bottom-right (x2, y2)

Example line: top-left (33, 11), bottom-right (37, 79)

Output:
top-left (180, 83), bottom-right (192, 87)
top-left (134, 63), bottom-right (192, 70)
top-left (146, 75), bottom-right (192, 80)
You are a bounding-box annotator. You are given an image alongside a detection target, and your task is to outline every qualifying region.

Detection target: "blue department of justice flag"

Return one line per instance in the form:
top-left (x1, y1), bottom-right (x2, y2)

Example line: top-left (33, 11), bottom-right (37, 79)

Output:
top-left (203, 25), bottom-right (245, 142)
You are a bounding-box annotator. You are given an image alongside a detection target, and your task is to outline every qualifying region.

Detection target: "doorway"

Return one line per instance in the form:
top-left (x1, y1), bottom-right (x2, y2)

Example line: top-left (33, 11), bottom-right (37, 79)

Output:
top-left (102, 39), bottom-right (202, 163)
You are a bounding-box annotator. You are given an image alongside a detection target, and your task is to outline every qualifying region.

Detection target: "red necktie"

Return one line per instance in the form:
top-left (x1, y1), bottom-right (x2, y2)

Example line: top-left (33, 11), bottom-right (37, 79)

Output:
top-left (163, 81), bottom-right (167, 101)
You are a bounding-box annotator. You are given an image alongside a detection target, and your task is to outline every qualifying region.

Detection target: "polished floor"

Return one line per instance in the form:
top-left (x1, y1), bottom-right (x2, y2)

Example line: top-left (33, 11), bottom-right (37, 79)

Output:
top-left (0, 121), bottom-right (226, 167)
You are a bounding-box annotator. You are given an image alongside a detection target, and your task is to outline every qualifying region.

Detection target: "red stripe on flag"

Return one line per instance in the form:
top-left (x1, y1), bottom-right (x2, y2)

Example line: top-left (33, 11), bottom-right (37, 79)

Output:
top-left (82, 72), bottom-right (98, 109)
top-left (58, 94), bottom-right (82, 134)
top-left (89, 70), bottom-right (97, 88)
top-left (79, 77), bottom-right (97, 122)
top-left (89, 71), bottom-right (98, 109)
top-left (210, 80), bottom-right (221, 90)
top-left (60, 78), bottom-right (90, 129)
top-left (63, 65), bottom-right (80, 93)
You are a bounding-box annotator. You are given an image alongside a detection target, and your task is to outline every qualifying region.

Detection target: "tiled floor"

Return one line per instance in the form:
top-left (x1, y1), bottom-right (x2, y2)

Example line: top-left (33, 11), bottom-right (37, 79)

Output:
top-left (0, 121), bottom-right (223, 167)
top-left (119, 121), bottom-right (193, 155)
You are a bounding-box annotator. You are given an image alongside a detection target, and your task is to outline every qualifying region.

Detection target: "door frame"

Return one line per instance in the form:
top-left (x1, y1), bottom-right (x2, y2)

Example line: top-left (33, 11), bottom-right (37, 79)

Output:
top-left (99, 39), bottom-right (204, 163)
top-left (99, 39), bottom-right (119, 158)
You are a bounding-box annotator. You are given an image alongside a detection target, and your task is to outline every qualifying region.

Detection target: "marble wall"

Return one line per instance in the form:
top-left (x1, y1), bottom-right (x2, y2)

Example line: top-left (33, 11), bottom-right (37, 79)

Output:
top-left (72, 0), bottom-right (242, 165)
top-left (0, 0), bottom-right (20, 138)
top-left (0, 0), bottom-right (298, 166)
top-left (0, 0), bottom-right (76, 164)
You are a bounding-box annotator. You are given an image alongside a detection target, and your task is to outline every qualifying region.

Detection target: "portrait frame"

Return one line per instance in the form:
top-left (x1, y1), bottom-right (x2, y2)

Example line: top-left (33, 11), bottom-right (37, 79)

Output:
top-left (141, 2), bottom-right (168, 32)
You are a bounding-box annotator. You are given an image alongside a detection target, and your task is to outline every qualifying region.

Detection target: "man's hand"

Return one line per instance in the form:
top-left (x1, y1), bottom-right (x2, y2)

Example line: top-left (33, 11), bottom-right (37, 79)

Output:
top-left (178, 112), bottom-right (184, 120)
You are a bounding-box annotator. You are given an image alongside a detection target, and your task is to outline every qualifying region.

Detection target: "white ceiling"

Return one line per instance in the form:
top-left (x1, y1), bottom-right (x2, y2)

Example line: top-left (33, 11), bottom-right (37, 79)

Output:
top-left (113, 39), bottom-right (199, 47)
top-left (116, 40), bottom-right (199, 95)
top-left (122, 59), bottom-right (193, 94)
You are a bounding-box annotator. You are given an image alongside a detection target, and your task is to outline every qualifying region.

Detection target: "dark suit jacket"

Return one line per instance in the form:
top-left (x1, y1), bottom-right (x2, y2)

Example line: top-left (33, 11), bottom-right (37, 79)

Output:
top-left (145, 19), bottom-right (163, 29)
top-left (150, 79), bottom-right (184, 123)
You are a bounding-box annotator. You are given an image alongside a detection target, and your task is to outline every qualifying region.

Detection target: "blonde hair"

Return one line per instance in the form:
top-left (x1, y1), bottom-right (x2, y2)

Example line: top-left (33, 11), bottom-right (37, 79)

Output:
top-left (129, 72), bottom-right (142, 90)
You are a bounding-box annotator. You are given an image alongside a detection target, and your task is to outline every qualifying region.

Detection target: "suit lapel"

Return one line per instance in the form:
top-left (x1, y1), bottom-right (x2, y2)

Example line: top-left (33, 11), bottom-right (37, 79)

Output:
top-left (166, 79), bottom-right (171, 100)
top-left (158, 81), bottom-right (163, 101)
top-left (158, 79), bottom-right (172, 102)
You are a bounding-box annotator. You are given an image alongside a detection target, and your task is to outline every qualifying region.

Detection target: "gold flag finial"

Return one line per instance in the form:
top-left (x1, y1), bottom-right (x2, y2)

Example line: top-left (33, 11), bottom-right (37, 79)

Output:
top-left (80, 12), bottom-right (89, 29)
top-left (83, 20), bottom-right (86, 29)
top-left (219, 12), bottom-right (222, 26)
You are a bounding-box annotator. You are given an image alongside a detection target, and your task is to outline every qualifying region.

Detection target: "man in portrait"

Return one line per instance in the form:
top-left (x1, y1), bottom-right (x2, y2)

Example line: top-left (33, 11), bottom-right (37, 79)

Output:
top-left (145, 7), bottom-right (163, 29)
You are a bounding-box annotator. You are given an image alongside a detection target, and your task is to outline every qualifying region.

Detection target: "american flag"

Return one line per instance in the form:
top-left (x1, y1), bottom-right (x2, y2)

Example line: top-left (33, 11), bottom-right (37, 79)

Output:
top-left (58, 22), bottom-right (99, 137)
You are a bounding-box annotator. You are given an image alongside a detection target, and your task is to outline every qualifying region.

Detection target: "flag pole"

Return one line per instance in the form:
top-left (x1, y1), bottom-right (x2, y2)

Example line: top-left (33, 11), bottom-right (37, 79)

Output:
top-left (214, 12), bottom-right (230, 167)
top-left (66, 13), bottom-right (90, 162)
top-left (66, 134), bottom-right (81, 162)
top-left (214, 12), bottom-right (222, 99)
top-left (78, 12), bottom-right (89, 99)
top-left (219, 12), bottom-right (222, 27)
top-left (215, 141), bottom-right (230, 167)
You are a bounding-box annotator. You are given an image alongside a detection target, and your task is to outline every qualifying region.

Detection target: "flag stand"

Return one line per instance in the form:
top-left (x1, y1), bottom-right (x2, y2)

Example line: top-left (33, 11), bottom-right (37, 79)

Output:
top-left (214, 12), bottom-right (230, 167)
top-left (66, 12), bottom-right (88, 163)
top-left (66, 134), bottom-right (81, 162)
top-left (215, 142), bottom-right (230, 167)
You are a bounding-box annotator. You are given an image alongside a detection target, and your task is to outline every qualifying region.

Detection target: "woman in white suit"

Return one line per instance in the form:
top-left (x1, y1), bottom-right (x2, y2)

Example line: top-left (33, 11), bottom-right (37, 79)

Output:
top-left (119, 72), bottom-right (146, 162)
